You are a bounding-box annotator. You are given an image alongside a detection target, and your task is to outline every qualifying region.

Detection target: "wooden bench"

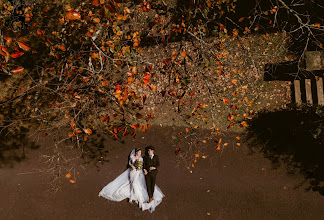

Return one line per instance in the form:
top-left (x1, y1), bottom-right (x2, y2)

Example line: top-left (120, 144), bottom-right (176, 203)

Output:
top-left (264, 50), bottom-right (324, 105)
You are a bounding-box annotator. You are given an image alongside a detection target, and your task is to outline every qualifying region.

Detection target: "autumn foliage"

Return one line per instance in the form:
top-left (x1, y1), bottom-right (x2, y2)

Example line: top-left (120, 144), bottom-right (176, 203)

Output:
top-left (0, 0), bottom-right (323, 170)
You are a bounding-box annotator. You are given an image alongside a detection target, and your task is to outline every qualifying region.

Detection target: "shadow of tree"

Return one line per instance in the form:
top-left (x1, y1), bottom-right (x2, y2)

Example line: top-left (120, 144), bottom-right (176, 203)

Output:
top-left (0, 127), bottom-right (39, 168)
top-left (80, 133), bottom-right (112, 168)
top-left (244, 106), bottom-right (324, 196)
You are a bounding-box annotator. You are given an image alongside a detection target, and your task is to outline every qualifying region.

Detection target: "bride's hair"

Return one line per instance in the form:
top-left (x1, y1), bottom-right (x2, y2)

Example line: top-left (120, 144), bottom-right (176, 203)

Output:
top-left (135, 148), bottom-right (141, 154)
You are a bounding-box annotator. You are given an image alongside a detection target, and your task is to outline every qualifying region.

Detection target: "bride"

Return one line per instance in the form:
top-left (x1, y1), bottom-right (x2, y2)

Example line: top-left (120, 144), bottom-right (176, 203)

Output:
top-left (98, 148), bottom-right (164, 213)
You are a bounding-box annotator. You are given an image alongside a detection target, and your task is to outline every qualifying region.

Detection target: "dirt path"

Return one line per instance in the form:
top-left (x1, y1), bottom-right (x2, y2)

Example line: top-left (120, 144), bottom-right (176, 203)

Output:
top-left (1, 126), bottom-right (323, 220)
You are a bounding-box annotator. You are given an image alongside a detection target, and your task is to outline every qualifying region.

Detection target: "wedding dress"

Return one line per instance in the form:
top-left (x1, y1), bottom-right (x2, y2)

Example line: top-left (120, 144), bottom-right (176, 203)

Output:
top-left (98, 149), bottom-right (164, 213)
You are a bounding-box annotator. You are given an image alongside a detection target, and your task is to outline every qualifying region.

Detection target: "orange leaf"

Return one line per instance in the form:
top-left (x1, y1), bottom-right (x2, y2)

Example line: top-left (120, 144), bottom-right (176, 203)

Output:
top-left (70, 179), bottom-right (76, 183)
top-left (131, 124), bottom-right (139, 130)
top-left (0, 46), bottom-right (8, 56)
top-left (11, 52), bottom-right (24, 58)
top-left (237, 143), bottom-right (241, 146)
top-left (84, 128), bottom-right (92, 135)
top-left (144, 73), bottom-right (150, 84)
top-left (17, 41), bottom-right (31, 51)
top-left (110, 130), bottom-right (118, 139)
top-left (202, 140), bottom-right (206, 143)
top-left (236, 136), bottom-right (240, 140)
top-left (84, 136), bottom-right (88, 141)
top-left (215, 145), bottom-right (221, 150)
top-left (180, 51), bottom-right (187, 57)
top-left (37, 29), bottom-right (44, 35)
top-left (11, 67), bottom-right (24, 73)
top-left (240, 121), bottom-right (248, 127)
top-left (313, 23), bottom-right (321, 28)
top-left (102, 81), bottom-right (108, 86)
top-left (220, 24), bottom-right (225, 30)
top-left (222, 97), bottom-right (229, 104)
top-left (4, 36), bottom-right (12, 46)
top-left (238, 17), bottom-right (244, 22)
top-left (66, 10), bottom-right (81, 20)
top-left (91, 53), bottom-right (98, 59)
top-left (70, 120), bottom-right (76, 128)
top-left (195, 154), bottom-right (199, 158)
top-left (223, 143), bottom-right (228, 147)
top-left (82, 77), bottom-right (90, 82)
top-left (58, 45), bottom-right (66, 51)
top-left (93, 17), bottom-right (100, 23)
top-left (185, 128), bottom-right (190, 132)
top-left (123, 128), bottom-right (128, 136)
top-left (92, 0), bottom-right (100, 6)
top-left (65, 173), bottom-right (71, 178)
top-left (171, 51), bottom-right (177, 59)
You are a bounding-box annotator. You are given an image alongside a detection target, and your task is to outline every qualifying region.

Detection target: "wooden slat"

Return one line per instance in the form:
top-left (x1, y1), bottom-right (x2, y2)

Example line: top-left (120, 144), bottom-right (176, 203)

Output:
top-left (294, 80), bottom-right (302, 105)
top-left (305, 79), bottom-right (313, 105)
top-left (317, 77), bottom-right (324, 105)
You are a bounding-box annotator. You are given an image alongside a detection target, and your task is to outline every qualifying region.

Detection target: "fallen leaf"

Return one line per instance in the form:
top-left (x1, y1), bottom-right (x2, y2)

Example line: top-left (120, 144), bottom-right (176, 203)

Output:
top-left (92, 0), bottom-right (100, 7)
top-left (101, 81), bottom-right (108, 86)
top-left (58, 45), bottom-right (66, 51)
top-left (240, 121), bottom-right (248, 127)
top-left (4, 36), bottom-right (12, 46)
top-left (84, 128), bottom-right (92, 135)
top-left (11, 67), bottom-right (24, 73)
top-left (11, 52), bottom-right (24, 58)
top-left (66, 10), bottom-right (81, 20)
top-left (70, 179), bottom-right (76, 183)
top-left (313, 23), bottom-right (321, 28)
top-left (17, 41), bottom-right (31, 50)
top-left (93, 17), bottom-right (100, 23)
top-left (66, 173), bottom-right (71, 178)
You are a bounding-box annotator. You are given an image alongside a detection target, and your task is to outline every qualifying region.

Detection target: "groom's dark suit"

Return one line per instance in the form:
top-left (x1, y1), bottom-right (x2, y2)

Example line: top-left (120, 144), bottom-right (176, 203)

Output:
top-left (143, 154), bottom-right (160, 199)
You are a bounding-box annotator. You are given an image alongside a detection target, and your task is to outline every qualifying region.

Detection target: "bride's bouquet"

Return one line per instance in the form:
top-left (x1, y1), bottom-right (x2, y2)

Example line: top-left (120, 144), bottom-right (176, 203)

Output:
top-left (133, 160), bottom-right (143, 170)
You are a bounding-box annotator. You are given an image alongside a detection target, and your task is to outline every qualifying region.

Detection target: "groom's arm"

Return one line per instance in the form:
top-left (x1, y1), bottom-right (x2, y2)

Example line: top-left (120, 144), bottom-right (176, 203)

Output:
top-left (143, 156), bottom-right (148, 172)
top-left (154, 155), bottom-right (160, 169)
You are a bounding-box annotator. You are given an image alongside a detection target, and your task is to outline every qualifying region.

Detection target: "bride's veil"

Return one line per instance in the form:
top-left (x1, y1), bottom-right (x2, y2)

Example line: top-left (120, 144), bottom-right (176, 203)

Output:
top-left (129, 149), bottom-right (136, 158)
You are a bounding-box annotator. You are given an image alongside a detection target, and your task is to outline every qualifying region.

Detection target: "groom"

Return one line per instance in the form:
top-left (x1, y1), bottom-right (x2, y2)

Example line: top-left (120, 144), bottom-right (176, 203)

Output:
top-left (143, 146), bottom-right (160, 203)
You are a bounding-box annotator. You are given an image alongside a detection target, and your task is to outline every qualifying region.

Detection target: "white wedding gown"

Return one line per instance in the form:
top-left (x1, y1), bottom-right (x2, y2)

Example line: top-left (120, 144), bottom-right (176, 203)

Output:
top-left (98, 155), bottom-right (164, 213)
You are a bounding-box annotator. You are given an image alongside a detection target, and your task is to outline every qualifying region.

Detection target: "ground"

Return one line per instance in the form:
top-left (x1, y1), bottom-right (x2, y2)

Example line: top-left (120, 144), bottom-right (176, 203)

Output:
top-left (1, 125), bottom-right (323, 220)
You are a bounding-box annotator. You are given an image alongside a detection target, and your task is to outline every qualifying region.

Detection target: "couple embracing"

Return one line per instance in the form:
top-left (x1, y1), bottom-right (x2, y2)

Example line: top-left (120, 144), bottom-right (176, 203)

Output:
top-left (98, 146), bottom-right (164, 213)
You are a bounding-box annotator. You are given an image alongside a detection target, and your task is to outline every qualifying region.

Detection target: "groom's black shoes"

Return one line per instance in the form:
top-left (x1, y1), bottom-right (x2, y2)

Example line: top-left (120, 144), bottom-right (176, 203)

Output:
top-left (147, 198), bottom-right (154, 203)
